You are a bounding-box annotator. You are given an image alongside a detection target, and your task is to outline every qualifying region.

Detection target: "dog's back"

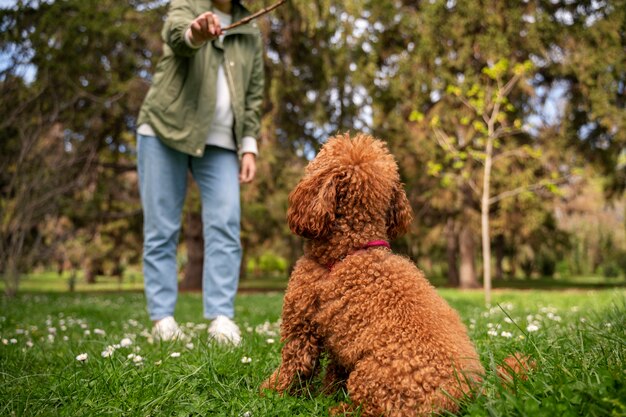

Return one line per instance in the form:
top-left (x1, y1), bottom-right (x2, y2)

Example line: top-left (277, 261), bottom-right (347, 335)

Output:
top-left (313, 247), bottom-right (484, 416)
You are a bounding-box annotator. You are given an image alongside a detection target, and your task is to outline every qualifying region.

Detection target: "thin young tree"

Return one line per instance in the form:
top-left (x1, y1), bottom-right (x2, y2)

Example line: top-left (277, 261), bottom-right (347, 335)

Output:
top-left (439, 59), bottom-right (569, 304)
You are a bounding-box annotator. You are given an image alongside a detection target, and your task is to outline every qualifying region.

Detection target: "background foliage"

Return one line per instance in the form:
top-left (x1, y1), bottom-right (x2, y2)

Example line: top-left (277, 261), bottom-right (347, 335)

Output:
top-left (1, 0), bottom-right (625, 293)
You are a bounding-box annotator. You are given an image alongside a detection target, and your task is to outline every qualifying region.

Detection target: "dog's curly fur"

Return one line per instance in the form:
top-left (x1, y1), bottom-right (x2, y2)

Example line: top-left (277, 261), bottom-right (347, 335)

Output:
top-left (261, 133), bottom-right (485, 416)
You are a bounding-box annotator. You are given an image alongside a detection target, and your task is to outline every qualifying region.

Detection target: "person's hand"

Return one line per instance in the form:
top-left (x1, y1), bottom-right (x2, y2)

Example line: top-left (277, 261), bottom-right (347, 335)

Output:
top-left (187, 12), bottom-right (223, 46)
top-left (240, 153), bottom-right (256, 184)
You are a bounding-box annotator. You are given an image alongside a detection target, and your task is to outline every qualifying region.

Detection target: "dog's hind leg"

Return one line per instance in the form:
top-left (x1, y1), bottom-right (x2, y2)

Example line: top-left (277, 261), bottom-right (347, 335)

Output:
top-left (321, 358), bottom-right (349, 395)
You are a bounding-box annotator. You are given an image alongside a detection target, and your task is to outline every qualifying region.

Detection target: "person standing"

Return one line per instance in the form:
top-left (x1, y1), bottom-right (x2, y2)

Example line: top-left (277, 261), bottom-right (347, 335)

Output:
top-left (136, 0), bottom-right (264, 345)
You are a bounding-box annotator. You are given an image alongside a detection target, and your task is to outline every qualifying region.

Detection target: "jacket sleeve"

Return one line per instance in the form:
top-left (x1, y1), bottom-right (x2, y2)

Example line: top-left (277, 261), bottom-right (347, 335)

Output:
top-left (161, 0), bottom-right (200, 57)
top-left (243, 34), bottom-right (265, 139)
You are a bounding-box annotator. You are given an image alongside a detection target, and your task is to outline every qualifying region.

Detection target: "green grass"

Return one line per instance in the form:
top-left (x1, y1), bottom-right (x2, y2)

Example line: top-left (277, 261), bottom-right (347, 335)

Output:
top-left (1, 289), bottom-right (625, 416)
top-left (1, 271), bottom-right (291, 294)
top-left (5, 271), bottom-right (626, 295)
top-left (3, 271), bottom-right (146, 293)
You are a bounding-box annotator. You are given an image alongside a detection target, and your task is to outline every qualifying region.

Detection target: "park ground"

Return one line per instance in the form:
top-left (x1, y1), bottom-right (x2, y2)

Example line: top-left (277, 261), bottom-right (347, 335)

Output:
top-left (1, 286), bottom-right (625, 416)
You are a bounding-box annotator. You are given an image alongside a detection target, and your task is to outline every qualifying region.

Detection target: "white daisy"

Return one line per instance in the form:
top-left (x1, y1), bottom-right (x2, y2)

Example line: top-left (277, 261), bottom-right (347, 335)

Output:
top-left (526, 324), bottom-right (539, 332)
top-left (101, 348), bottom-right (114, 358)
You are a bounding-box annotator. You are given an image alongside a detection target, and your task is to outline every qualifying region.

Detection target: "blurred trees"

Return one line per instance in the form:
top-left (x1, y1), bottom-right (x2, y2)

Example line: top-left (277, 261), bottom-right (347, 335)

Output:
top-left (356, 0), bottom-right (624, 288)
top-left (1, 0), bottom-right (624, 294)
top-left (0, 0), bottom-right (164, 294)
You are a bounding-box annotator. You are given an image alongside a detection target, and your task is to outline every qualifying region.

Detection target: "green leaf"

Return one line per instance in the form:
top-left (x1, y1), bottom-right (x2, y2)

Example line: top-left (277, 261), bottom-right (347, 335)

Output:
top-left (468, 83), bottom-right (481, 97)
top-left (427, 161), bottom-right (443, 176)
top-left (409, 110), bottom-right (424, 122)
top-left (473, 120), bottom-right (487, 134)
top-left (483, 58), bottom-right (509, 80)
top-left (446, 85), bottom-right (462, 96)
top-left (546, 183), bottom-right (561, 195)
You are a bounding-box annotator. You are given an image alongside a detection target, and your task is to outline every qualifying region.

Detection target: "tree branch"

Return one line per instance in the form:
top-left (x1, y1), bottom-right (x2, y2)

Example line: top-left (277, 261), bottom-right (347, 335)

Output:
top-left (493, 126), bottom-right (524, 140)
top-left (492, 147), bottom-right (531, 163)
top-left (466, 177), bottom-right (481, 197)
top-left (488, 175), bottom-right (571, 205)
top-left (223, 0), bottom-right (287, 31)
top-left (433, 127), bottom-right (459, 154)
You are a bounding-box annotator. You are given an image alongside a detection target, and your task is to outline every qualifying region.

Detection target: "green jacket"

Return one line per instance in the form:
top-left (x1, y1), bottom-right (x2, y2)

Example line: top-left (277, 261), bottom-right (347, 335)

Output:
top-left (137, 0), bottom-right (264, 157)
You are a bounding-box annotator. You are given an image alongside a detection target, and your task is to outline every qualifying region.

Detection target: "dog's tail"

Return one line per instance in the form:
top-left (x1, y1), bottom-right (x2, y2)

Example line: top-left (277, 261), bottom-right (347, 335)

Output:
top-left (496, 352), bottom-right (535, 382)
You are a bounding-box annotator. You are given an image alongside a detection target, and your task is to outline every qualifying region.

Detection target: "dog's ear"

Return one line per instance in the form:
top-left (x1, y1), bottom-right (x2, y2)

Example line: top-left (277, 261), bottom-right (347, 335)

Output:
top-left (287, 172), bottom-right (339, 239)
top-left (386, 183), bottom-right (413, 240)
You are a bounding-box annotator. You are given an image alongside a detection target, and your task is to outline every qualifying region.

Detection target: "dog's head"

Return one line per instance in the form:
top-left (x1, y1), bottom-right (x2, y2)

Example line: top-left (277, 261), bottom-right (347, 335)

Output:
top-left (287, 133), bottom-right (413, 240)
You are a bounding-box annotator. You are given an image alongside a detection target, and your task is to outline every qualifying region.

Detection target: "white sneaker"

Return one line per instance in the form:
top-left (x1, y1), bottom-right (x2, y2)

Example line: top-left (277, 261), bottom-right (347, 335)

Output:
top-left (208, 315), bottom-right (241, 346)
top-left (152, 316), bottom-right (184, 341)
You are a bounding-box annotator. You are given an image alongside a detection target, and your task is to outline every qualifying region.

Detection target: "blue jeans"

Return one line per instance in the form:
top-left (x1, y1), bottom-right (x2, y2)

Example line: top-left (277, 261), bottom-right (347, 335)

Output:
top-left (137, 134), bottom-right (241, 321)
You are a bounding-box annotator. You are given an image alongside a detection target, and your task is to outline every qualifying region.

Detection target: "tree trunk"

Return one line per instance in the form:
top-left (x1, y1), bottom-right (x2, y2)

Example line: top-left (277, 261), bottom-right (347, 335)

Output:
top-left (459, 222), bottom-right (480, 289)
top-left (84, 258), bottom-right (98, 284)
top-left (494, 234), bottom-right (505, 280)
top-left (445, 218), bottom-right (460, 287)
top-left (509, 254), bottom-right (517, 279)
top-left (239, 237), bottom-right (248, 281)
top-left (286, 235), bottom-right (303, 276)
top-left (4, 257), bottom-right (19, 297)
top-left (481, 133), bottom-right (494, 305)
top-left (3, 230), bottom-right (26, 296)
top-left (181, 210), bottom-right (203, 290)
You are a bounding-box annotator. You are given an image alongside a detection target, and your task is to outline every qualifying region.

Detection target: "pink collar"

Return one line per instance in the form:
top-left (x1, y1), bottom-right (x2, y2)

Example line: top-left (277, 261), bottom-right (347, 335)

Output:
top-left (326, 240), bottom-right (391, 271)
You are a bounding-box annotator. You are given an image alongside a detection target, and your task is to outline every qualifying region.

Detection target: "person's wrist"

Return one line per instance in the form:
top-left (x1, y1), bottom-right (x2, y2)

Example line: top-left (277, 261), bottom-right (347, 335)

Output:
top-left (185, 27), bottom-right (204, 48)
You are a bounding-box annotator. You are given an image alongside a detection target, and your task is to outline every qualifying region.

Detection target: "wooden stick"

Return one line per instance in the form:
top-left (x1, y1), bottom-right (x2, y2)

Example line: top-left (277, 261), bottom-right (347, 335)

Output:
top-left (223, 0), bottom-right (287, 31)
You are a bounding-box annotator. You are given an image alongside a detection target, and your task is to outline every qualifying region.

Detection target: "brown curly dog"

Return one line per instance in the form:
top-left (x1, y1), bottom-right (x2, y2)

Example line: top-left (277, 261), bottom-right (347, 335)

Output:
top-left (261, 133), bottom-right (485, 416)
